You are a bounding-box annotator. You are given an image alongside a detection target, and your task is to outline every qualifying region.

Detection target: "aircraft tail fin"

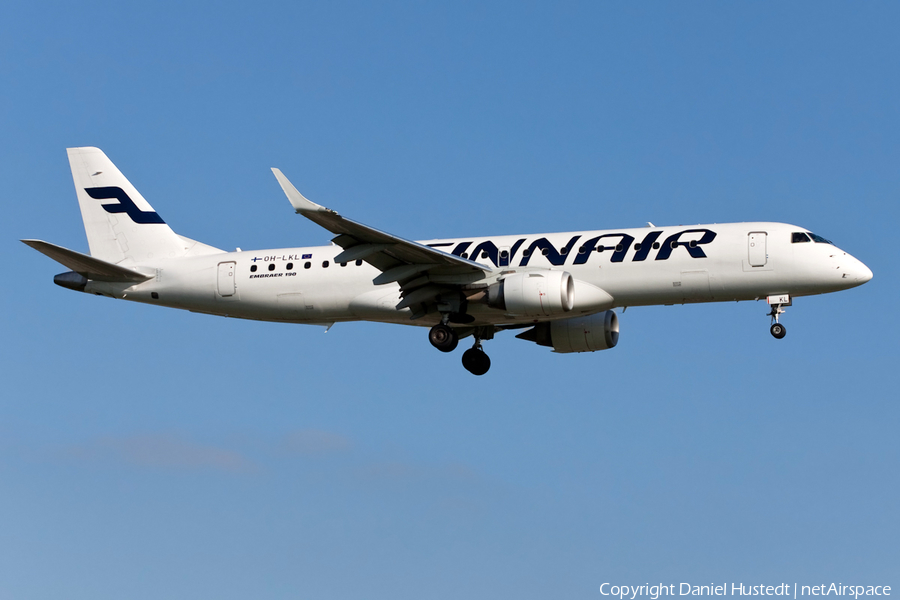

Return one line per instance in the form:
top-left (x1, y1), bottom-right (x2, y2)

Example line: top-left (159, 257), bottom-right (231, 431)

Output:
top-left (67, 147), bottom-right (190, 264)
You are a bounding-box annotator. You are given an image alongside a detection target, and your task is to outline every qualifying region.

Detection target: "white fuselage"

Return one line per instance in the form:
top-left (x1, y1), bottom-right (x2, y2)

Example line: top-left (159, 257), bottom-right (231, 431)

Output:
top-left (83, 221), bottom-right (872, 328)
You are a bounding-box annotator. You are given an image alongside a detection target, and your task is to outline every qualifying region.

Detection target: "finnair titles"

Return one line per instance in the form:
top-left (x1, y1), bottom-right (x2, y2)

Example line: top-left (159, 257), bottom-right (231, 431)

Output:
top-left (24, 147), bottom-right (873, 375)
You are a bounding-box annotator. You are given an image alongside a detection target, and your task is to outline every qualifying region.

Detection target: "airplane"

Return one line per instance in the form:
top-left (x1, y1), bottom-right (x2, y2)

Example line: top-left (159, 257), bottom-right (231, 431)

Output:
top-left (23, 147), bottom-right (873, 375)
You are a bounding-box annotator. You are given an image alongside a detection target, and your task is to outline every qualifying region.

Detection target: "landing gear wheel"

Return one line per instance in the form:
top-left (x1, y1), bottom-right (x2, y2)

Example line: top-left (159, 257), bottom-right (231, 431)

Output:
top-left (462, 348), bottom-right (491, 375)
top-left (428, 323), bottom-right (458, 352)
top-left (767, 300), bottom-right (789, 340)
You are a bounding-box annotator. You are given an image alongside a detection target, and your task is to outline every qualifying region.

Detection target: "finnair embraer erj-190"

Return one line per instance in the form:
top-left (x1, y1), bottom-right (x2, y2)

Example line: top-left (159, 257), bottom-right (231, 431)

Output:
top-left (24, 147), bottom-right (873, 375)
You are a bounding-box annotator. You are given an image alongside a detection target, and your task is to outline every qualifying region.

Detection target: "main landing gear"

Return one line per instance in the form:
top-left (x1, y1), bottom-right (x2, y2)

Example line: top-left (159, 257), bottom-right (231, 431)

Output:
top-left (428, 321), bottom-right (492, 375)
top-left (428, 322), bottom-right (458, 352)
top-left (462, 341), bottom-right (491, 376)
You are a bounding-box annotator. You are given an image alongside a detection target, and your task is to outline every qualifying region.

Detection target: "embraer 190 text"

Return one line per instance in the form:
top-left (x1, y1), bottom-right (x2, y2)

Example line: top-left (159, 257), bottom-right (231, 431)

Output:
top-left (24, 147), bottom-right (873, 375)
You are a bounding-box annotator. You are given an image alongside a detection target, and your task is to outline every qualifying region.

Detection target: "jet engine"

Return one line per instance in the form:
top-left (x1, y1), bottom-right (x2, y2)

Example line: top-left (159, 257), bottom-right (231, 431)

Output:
top-left (487, 270), bottom-right (574, 317)
top-left (515, 310), bottom-right (619, 353)
top-left (486, 271), bottom-right (614, 317)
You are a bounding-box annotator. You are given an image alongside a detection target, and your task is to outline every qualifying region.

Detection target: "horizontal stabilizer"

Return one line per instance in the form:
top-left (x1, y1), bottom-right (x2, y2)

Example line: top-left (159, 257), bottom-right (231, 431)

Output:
top-left (21, 239), bottom-right (152, 282)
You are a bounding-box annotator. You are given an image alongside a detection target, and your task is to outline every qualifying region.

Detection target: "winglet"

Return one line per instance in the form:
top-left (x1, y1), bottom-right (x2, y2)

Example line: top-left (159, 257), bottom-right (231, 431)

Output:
top-left (271, 168), bottom-right (334, 215)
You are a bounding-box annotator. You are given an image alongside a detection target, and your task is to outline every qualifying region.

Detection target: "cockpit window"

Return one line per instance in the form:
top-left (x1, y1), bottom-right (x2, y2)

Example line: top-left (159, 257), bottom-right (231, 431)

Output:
top-left (792, 232), bottom-right (811, 243)
top-left (808, 232), bottom-right (833, 244)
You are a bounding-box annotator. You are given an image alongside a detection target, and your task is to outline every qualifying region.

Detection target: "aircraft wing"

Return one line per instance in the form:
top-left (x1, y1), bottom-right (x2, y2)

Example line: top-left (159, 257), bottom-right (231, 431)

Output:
top-left (272, 169), bottom-right (494, 317)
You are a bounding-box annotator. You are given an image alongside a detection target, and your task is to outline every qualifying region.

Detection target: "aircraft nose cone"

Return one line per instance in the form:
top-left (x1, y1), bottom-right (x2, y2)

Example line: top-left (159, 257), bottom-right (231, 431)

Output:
top-left (845, 256), bottom-right (873, 284)
top-left (857, 262), bottom-right (873, 283)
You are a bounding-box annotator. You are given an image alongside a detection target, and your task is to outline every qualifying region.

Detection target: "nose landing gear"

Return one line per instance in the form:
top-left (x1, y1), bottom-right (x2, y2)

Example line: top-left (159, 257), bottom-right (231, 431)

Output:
top-left (770, 322), bottom-right (786, 339)
top-left (767, 295), bottom-right (789, 339)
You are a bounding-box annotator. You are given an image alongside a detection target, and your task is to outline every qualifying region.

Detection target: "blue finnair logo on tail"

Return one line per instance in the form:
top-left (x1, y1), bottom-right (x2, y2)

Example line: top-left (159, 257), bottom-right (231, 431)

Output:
top-left (86, 186), bottom-right (165, 224)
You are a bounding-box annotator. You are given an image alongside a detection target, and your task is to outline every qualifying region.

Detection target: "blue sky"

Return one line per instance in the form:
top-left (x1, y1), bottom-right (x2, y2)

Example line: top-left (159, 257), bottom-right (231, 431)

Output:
top-left (1, 2), bottom-right (898, 598)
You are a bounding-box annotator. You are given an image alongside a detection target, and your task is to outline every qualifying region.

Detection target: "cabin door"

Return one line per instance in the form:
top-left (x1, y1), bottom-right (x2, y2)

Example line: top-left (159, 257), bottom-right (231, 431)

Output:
top-left (217, 262), bottom-right (236, 297)
top-left (748, 232), bottom-right (767, 267)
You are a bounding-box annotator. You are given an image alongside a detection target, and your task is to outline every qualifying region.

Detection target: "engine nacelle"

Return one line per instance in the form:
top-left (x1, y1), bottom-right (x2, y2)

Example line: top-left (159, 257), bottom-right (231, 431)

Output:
top-left (488, 270), bottom-right (574, 317)
top-left (515, 310), bottom-right (619, 353)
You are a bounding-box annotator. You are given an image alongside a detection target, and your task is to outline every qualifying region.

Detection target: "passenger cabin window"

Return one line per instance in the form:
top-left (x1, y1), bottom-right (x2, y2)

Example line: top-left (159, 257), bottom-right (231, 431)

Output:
top-left (304, 262), bottom-right (311, 269)
top-left (268, 263), bottom-right (275, 271)
top-left (792, 232), bottom-right (811, 243)
top-left (250, 264), bottom-right (257, 272)
top-left (355, 260), bottom-right (363, 266)
top-left (286, 262), bottom-right (293, 270)
top-left (809, 232), bottom-right (833, 244)
top-left (322, 261), bottom-right (329, 268)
